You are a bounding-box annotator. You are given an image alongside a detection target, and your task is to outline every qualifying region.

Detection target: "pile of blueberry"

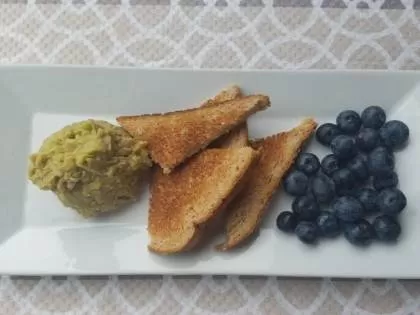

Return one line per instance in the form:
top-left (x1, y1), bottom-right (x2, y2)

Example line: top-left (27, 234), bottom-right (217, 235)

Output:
top-left (276, 106), bottom-right (409, 246)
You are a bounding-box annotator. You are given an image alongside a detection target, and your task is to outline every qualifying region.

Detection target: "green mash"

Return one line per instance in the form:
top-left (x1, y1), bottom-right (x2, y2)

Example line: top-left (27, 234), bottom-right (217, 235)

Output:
top-left (28, 120), bottom-right (152, 217)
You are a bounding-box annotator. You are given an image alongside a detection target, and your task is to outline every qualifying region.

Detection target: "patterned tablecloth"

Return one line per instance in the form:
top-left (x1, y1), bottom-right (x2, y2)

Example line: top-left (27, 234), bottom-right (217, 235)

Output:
top-left (1, 1), bottom-right (420, 314)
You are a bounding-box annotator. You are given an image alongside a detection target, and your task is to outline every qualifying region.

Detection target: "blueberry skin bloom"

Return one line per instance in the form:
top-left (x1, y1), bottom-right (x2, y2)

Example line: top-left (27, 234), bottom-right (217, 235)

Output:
top-left (332, 168), bottom-right (356, 193)
top-left (321, 154), bottom-right (341, 176)
top-left (295, 221), bottom-right (319, 244)
top-left (331, 135), bottom-right (358, 160)
top-left (373, 171), bottom-right (398, 191)
top-left (373, 215), bottom-right (401, 242)
top-left (276, 211), bottom-right (298, 233)
top-left (379, 120), bottom-right (409, 150)
top-left (316, 211), bottom-right (341, 237)
top-left (356, 128), bottom-right (380, 152)
top-left (292, 195), bottom-right (320, 220)
top-left (344, 219), bottom-right (375, 246)
top-left (332, 196), bottom-right (364, 222)
top-left (361, 106), bottom-right (386, 129)
top-left (295, 153), bottom-right (320, 176)
top-left (310, 173), bottom-right (336, 204)
top-left (347, 155), bottom-right (369, 182)
top-left (336, 110), bottom-right (362, 135)
top-left (284, 170), bottom-right (309, 196)
top-left (316, 123), bottom-right (341, 146)
top-left (377, 188), bottom-right (407, 216)
top-left (367, 147), bottom-right (395, 175)
top-left (354, 188), bottom-right (378, 213)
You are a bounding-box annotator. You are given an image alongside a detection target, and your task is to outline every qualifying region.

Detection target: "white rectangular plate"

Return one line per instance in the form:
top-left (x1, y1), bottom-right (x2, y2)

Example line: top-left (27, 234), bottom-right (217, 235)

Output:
top-left (1, 66), bottom-right (420, 277)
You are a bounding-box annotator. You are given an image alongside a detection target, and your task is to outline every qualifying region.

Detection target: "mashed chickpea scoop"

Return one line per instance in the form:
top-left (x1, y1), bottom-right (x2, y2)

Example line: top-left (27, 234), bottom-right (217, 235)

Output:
top-left (28, 119), bottom-right (152, 217)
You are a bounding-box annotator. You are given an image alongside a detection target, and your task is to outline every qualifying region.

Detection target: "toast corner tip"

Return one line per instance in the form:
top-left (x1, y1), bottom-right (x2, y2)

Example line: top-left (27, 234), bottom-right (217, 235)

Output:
top-left (225, 84), bottom-right (241, 93)
top-left (115, 115), bottom-right (132, 125)
top-left (147, 243), bottom-right (159, 254)
top-left (215, 239), bottom-right (238, 252)
top-left (215, 243), bottom-right (228, 252)
top-left (147, 242), bottom-right (177, 255)
top-left (258, 94), bottom-right (270, 105)
top-left (303, 117), bottom-right (318, 127)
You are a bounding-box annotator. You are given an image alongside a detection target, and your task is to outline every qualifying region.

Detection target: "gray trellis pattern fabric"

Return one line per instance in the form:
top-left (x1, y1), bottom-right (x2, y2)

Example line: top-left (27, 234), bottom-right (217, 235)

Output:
top-left (1, 1), bottom-right (420, 314)
top-left (2, 2), bottom-right (420, 69)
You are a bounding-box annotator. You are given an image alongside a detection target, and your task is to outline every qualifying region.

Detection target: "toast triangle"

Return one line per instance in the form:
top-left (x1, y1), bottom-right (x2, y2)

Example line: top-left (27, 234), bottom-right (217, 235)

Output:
top-left (217, 118), bottom-right (317, 251)
top-left (148, 147), bottom-right (259, 254)
top-left (117, 95), bottom-right (269, 173)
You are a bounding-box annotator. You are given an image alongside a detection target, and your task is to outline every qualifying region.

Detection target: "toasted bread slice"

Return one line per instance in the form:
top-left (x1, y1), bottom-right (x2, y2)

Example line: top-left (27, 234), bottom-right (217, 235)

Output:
top-left (117, 95), bottom-right (269, 173)
top-left (201, 86), bottom-right (249, 149)
top-left (148, 147), bottom-right (259, 254)
top-left (217, 118), bottom-right (317, 251)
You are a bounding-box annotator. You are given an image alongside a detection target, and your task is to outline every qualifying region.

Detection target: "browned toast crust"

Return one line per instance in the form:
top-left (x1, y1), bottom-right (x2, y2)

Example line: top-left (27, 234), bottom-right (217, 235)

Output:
top-left (148, 147), bottom-right (259, 254)
top-left (200, 85), bottom-right (242, 107)
top-left (117, 95), bottom-right (269, 173)
top-left (216, 118), bottom-right (317, 251)
top-left (201, 86), bottom-right (249, 149)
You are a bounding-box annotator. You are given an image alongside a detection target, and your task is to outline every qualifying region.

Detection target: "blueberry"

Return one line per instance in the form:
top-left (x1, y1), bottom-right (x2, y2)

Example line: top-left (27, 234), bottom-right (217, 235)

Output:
top-left (377, 188), bottom-right (407, 216)
top-left (332, 168), bottom-right (356, 193)
top-left (347, 155), bottom-right (369, 182)
top-left (373, 215), bottom-right (401, 242)
top-left (295, 221), bottom-right (318, 244)
top-left (367, 147), bottom-right (395, 175)
top-left (310, 173), bottom-right (336, 203)
top-left (373, 171), bottom-right (398, 191)
top-left (358, 153), bottom-right (368, 164)
top-left (379, 120), bottom-right (409, 150)
top-left (336, 110), bottom-right (362, 134)
top-left (356, 128), bottom-right (380, 152)
top-left (295, 153), bottom-right (320, 176)
top-left (344, 219), bottom-right (375, 246)
top-left (321, 154), bottom-right (341, 176)
top-left (336, 189), bottom-right (355, 197)
top-left (284, 170), bottom-right (309, 196)
top-left (316, 123), bottom-right (341, 146)
top-left (276, 211), bottom-right (298, 233)
top-left (316, 211), bottom-right (341, 237)
top-left (331, 135), bottom-right (357, 160)
top-left (332, 196), bottom-right (364, 222)
top-left (354, 188), bottom-right (378, 213)
top-left (361, 106), bottom-right (386, 129)
top-left (292, 195), bottom-right (320, 220)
